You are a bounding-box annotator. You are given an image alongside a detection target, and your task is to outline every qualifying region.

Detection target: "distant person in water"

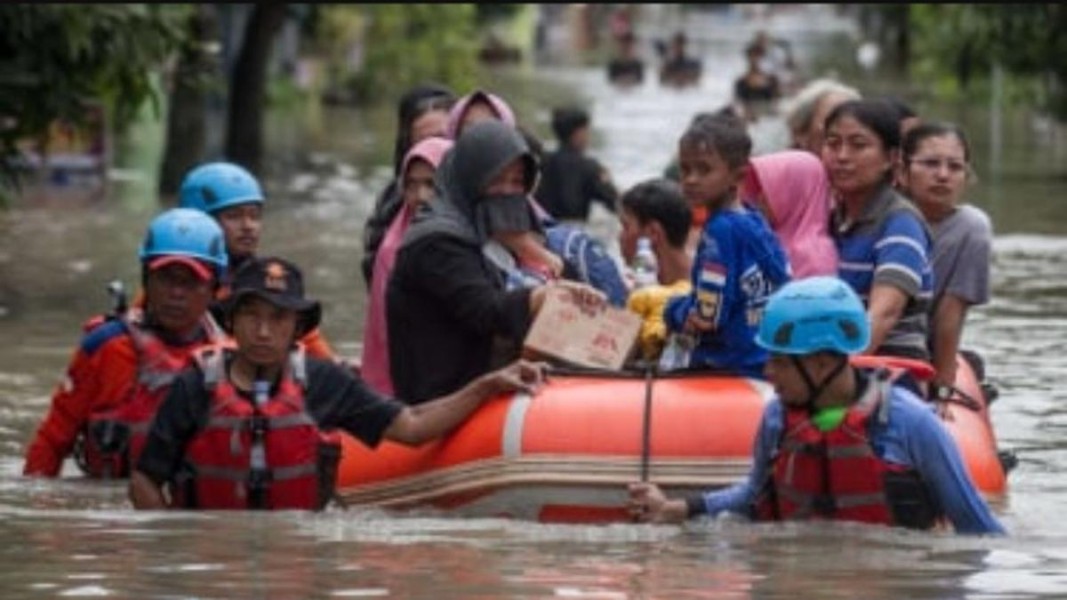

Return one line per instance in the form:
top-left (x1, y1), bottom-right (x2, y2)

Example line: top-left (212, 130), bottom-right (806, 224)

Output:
top-left (658, 31), bottom-right (702, 88)
top-left (750, 30), bottom-right (798, 94)
top-left (534, 106), bottom-right (619, 224)
top-left (607, 31), bottom-right (645, 88)
top-left (733, 42), bottom-right (780, 114)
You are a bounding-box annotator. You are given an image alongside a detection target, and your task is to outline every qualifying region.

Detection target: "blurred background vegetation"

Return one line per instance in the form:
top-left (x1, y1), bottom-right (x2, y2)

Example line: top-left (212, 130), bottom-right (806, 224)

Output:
top-left (1, 3), bottom-right (1063, 207)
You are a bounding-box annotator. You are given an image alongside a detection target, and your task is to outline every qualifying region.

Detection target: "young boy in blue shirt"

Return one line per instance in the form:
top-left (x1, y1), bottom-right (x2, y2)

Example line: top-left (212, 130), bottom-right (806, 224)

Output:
top-left (664, 114), bottom-right (791, 378)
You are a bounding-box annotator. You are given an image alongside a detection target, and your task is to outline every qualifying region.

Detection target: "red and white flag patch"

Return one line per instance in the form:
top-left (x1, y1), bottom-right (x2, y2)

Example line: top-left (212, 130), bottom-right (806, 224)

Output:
top-left (699, 263), bottom-right (726, 287)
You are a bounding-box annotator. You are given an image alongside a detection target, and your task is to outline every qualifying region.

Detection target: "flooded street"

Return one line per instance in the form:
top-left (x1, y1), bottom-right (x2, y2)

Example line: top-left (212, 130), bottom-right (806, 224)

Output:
top-left (2, 17), bottom-right (1067, 598)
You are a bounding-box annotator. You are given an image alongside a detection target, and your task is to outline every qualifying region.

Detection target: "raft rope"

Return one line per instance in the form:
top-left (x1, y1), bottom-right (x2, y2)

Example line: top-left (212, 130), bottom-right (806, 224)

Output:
top-left (640, 365), bottom-right (654, 482)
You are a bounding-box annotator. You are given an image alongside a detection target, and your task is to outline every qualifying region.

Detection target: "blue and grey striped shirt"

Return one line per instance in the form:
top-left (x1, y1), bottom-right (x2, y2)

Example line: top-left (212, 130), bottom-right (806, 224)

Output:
top-left (833, 184), bottom-right (932, 360)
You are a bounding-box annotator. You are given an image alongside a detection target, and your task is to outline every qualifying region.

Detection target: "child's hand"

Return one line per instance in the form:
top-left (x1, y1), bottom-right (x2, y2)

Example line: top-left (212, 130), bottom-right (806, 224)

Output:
top-left (543, 252), bottom-right (564, 278)
top-left (684, 311), bottom-right (715, 333)
top-left (553, 280), bottom-right (608, 316)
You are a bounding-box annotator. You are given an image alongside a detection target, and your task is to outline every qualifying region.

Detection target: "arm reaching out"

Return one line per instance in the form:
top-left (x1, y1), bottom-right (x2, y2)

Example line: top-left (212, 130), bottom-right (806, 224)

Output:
top-left (385, 360), bottom-right (549, 445)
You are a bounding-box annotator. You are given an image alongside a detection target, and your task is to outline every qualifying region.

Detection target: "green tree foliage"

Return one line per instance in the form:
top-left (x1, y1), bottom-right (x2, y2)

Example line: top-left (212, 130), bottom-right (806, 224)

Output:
top-left (475, 4), bottom-right (522, 25)
top-left (0, 4), bottom-right (186, 190)
top-left (338, 4), bottom-right (480, 103)
top-left (908, 4), bottom-right (1067, 119)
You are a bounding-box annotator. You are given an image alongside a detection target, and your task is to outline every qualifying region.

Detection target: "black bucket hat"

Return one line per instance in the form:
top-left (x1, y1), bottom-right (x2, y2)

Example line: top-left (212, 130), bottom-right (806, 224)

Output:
top-left (223, 256), bottom-right (322, 334)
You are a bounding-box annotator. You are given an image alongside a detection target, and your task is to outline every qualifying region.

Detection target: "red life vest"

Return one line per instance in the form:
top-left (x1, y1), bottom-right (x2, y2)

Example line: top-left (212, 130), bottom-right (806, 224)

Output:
top-left (172, 345), bottom-right (341, 510)
top-left (752, 372), bottom-right (939, 529)
top-left (76, 309), bottom-right (225, 478)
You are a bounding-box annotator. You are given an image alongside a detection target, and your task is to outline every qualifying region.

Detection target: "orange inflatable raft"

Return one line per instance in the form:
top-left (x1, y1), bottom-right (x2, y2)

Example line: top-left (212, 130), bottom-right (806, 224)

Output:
top-left (334, 355), bottom-right (1008, 523)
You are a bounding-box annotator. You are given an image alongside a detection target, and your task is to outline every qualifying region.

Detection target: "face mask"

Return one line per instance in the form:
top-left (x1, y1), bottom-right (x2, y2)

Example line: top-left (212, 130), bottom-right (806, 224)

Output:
top-left (474, 193), bottom-right (536, 239)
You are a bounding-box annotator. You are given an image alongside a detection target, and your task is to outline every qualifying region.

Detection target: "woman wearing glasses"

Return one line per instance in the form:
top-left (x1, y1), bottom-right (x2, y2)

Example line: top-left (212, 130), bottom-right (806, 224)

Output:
top-left (900, 123), bottom-right (992, 392)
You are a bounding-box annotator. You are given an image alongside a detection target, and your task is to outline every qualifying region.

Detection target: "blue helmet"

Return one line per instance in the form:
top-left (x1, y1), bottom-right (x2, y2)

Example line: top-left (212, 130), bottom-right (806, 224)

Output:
top-left (755, 276), bottom-right (870, 355)
top-left (138, 208), bottom-right (228, 280)
top-left (178, 162), bottom-right (264, 214)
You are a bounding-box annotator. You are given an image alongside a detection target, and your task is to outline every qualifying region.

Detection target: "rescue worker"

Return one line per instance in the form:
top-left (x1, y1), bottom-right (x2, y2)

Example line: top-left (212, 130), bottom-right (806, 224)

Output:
top-left (627, 276), bottom-right (1005, 535)
top-left (23, 208), bottom-right (228, 478)
top-left (130, 256), bottom-right (546, 510)
top-left (178, 161), bottom-right (336, 360)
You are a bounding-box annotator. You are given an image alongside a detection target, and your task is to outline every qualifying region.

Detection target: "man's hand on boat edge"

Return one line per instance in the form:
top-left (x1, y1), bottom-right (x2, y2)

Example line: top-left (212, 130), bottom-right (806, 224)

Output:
top-left (483, 359), bottom-right (550, 396)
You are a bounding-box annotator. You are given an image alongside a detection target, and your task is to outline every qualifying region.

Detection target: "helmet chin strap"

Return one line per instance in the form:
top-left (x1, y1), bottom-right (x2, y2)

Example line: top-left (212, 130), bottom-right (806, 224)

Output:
top-left (790, 354), bottom-right (849, 412)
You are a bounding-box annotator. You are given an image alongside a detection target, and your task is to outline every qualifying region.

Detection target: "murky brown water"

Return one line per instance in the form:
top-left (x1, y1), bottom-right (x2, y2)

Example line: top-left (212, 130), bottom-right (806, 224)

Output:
top-left (2, 14), bottom-right (1067, 598)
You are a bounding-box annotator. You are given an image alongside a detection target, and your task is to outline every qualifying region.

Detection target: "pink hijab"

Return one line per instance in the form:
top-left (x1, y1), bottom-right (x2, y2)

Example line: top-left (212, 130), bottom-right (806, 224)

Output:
top-left (445, 90), bottom-right (517, 139)
top-left (741, 150), bottom-right (838, 278)
top-left (360, 137), bottom-right (454, 395)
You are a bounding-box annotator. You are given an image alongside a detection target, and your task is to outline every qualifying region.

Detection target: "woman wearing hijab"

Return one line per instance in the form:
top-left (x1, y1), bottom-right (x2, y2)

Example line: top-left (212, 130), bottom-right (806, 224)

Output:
top-left (445, 89), bottom-right (517, 139)
top-left (386, 121), bottom-right (604, 404)
top-left (360, 137), bottom-right (454, 396)
top-left (362, 83), bottom-right (456, 286)
top-left (446, 89), bottom-right (565, 284)
top-left (739, 150), bottom-right (838, 278)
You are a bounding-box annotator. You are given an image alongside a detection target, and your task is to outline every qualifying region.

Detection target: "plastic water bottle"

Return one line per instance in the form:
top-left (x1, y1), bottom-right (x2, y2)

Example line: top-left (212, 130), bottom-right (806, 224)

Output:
top-left (632, 236), bottom-right (659, 289)
top-left (659, 332), bottom-right (695, 371)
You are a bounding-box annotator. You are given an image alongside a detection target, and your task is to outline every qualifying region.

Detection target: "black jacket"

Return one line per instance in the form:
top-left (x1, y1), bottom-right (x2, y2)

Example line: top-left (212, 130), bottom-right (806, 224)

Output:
top-left (386, 121), bottom-right (538, 403)
top-left (534, 146), bottom-right (617, 221)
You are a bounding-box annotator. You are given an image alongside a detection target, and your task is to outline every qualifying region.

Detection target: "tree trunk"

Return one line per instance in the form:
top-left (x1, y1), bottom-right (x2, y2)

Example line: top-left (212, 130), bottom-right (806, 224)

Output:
top-left (224, 4), bottom-right (287, 177)
top-left (893, 5), bottom-right (911, 76)
top-left (158, 5), bottom-right (221, 201)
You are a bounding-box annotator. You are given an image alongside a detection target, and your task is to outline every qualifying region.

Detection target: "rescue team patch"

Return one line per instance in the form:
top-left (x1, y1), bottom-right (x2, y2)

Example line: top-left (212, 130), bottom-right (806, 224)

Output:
top-left (265, 262), bottom-right (288, 292)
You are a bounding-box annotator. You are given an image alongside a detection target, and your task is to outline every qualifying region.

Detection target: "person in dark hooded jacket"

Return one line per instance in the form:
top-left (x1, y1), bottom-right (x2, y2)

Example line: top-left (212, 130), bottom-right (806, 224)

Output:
top-left (361, 84), bottom-right (456, 287)
top-left (386, 120), bottom-right (605, 404)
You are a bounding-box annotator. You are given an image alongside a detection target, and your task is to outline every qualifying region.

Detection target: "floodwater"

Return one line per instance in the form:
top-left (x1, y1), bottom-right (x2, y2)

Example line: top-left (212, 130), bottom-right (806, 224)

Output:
top-left (2, 13), bottom-right (1067, 599)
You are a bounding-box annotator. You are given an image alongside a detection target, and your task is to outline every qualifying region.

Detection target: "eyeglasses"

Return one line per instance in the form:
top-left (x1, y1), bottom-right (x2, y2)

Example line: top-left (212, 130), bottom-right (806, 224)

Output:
top-left (909, 156), bottom-right (968, 176)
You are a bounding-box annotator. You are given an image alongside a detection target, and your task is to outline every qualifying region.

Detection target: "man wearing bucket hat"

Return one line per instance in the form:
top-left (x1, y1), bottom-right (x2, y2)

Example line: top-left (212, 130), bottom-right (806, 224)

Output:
top-left (178, 161), bottom-right (337, 361)
top-left (130, 256), bottom-right (547, 510)
top-left (627, 276), bottom-right (1004, 534)
top-left (24, 208), bottom-right (229, 478)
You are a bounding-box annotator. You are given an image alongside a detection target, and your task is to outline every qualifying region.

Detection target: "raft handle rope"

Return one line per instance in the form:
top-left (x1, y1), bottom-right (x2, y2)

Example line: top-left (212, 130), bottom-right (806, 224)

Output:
top-left (932, 383), bottom-right (983, 412)
top-left (542, 362), bottom-right (738, 380)
top-left (640, 365), bottom-right (654, 483)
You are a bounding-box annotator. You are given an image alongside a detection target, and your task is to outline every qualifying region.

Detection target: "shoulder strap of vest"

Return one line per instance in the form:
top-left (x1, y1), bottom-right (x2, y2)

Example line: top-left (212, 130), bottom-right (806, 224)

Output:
top-left (289, 344), bottom-right (308, 390)
top-left (120, 307), bottom-right (149, 348)
top-left (873, 368), bottom-right (893, 426)
top-left (201, 311), bottom-right (226, 342)
top-left (196, 346), bottom-right (226, 392)
top-left (848, 367), bottom-right (893, 427)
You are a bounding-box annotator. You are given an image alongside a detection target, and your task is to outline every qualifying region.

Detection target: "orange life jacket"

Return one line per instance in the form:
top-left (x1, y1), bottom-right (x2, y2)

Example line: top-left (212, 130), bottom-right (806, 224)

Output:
top-left (171, 345), bottom-right (341, 510)
top-left (752, 373), bottom-right (940, 529)
top-left (76, 309), bottom-right (225, 478)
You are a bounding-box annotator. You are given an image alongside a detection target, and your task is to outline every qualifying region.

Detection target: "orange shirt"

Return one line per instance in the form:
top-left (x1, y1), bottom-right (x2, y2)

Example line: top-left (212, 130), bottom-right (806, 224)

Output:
top-left (23, 319), bottom-right (219, 477)
top-left (24, 323), bottom-right (139, 476)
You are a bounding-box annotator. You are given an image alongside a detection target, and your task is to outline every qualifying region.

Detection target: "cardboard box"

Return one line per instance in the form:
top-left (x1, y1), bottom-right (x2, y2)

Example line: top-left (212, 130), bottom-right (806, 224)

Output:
top-left (523, 289), bottom-right (641, 371)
